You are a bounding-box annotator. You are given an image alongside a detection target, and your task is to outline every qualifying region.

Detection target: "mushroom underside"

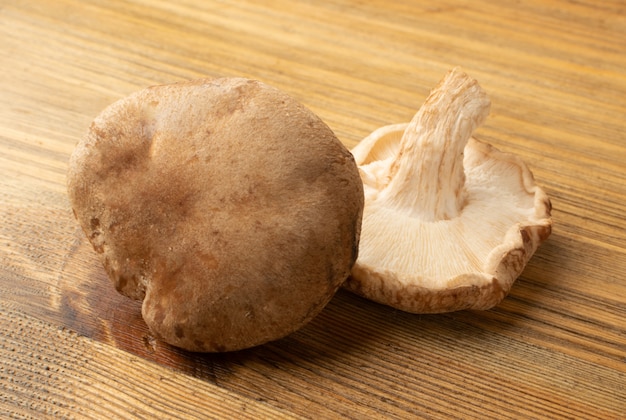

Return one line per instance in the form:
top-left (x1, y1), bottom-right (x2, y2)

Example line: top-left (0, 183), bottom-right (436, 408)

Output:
top-left (346, 124), bottom-right (552, 313)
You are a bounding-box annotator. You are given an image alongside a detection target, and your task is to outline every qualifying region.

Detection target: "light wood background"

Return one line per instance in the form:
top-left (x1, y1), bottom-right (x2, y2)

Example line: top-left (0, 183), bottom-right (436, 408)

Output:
top-left (1, 0), bottom-right (625, 418)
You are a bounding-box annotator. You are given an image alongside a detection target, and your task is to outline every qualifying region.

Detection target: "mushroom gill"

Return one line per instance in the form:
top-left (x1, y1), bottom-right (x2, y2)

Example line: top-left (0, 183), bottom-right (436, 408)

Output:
top-left (345, 68), bottom-right (552, 313)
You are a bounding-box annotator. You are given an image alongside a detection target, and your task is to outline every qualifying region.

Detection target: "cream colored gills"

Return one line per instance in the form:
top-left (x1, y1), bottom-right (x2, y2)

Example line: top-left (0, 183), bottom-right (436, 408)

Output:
top-left (346, 68), bottom-right (552, 313)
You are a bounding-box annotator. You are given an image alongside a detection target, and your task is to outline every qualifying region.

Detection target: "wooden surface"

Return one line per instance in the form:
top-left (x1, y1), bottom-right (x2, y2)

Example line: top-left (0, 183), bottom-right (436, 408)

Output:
top-left (1, 0), bottom-right (625, 418)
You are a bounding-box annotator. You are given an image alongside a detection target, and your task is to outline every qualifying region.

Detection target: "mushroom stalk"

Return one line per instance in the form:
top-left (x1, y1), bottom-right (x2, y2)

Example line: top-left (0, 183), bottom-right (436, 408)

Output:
top-left (381, 68), bottom-right (491, 221)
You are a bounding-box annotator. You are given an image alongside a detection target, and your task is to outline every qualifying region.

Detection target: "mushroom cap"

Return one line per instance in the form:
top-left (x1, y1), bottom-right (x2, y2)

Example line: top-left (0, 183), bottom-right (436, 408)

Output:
top-left (344, 97), bottom-right (552, 313)
top-left (67, 77), bottom-right (363, 352)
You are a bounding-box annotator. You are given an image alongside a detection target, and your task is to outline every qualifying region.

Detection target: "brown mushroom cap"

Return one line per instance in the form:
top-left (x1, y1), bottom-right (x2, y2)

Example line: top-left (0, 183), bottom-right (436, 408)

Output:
top-left (67, 78), bottom-right (363, 352)
top-left (343, 68), bottom-right (552, 313)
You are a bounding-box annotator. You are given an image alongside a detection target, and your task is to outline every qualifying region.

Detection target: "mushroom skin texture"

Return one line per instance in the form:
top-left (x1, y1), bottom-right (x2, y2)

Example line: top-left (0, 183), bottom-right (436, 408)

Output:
top-left (344, 68), bottom-right (552, 313)
top-left (67, 77), bottom-right (364, 352)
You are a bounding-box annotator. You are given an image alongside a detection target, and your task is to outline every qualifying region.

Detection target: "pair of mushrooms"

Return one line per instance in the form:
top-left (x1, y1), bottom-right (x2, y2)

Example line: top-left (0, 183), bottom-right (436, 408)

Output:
top-left (68, 68), bottom-right (552, 352)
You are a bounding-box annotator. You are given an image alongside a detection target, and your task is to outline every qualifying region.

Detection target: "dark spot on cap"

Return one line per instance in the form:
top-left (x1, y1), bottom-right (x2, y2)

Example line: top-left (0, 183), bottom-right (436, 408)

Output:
top-left (174, 324), bottom-right (185, 339)
top-left (116, 275), bottom-right (128, 293)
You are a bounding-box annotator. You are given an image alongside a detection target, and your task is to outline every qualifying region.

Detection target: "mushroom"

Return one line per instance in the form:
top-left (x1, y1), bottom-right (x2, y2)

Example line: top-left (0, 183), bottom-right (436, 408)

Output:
top-left (343, 68), bottom-right (552, 313)
top-left (67, 77), bottom-right (364, 352)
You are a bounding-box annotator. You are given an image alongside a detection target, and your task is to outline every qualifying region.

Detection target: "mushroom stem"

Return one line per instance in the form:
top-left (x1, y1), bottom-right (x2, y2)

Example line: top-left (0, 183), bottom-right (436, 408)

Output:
top-left (381, 68), bottom-right (491, 221)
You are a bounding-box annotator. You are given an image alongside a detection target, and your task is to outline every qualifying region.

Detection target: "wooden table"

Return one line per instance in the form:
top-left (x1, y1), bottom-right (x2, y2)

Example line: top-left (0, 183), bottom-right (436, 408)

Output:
top-left (1, 1), bottom-right (625, 418)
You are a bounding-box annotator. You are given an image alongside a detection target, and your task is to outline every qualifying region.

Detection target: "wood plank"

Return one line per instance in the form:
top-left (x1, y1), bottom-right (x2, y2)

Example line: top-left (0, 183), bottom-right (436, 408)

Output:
top-left (1, 0), bottom-right (625, 418)
top-left (1, 177), bottom-right (624, 418)
top-left (0, 303), bottom-right (297, 419)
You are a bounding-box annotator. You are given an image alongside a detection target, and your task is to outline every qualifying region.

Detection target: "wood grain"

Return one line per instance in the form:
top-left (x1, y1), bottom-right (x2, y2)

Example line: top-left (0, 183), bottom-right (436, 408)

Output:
top-left (0, 303), bottom-right (298, 419)
top-left (1, 0), bottom-right (625, 418)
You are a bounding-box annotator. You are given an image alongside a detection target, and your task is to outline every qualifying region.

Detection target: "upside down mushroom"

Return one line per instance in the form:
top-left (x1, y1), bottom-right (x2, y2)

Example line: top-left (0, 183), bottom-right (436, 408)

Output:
top-left (68, 77), bottom-right (364, 352)
top-left (344, 68), bottom-right (552, 313)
